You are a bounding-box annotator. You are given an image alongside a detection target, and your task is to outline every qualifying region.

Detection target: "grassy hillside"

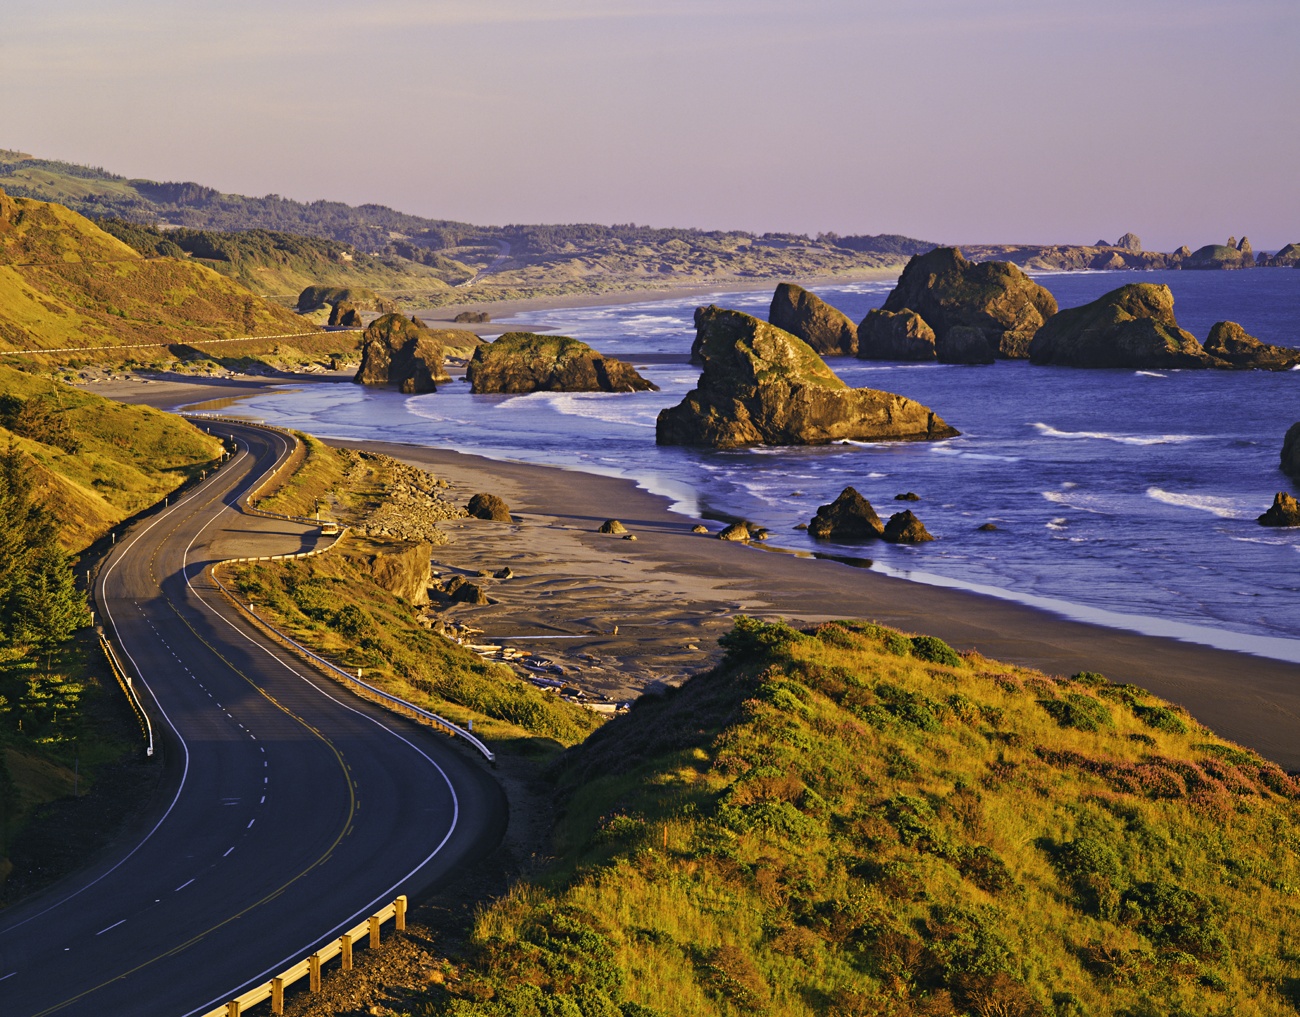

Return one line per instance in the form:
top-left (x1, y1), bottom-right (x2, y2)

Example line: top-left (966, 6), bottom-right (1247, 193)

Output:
top-left (0, 187), bottom-right (316, 366)
top-left (412, 617), bottom-right (1300, 1016)
top-left (0, 363), bottom-right (222, 548)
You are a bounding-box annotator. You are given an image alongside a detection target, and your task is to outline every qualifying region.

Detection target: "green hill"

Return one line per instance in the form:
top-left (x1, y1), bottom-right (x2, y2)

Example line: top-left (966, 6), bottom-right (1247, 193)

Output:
top-left (417, 618), bottom-right (1300, 1016)
top-left (0, 186), bottom-right (326, 366)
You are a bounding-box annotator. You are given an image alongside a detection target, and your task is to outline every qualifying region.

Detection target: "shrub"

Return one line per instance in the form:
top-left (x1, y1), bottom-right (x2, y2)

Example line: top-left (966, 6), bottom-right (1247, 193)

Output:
top-left (876, 682), bottom-right (947, 731)
top-left (1133, 704), bottom-right (1188, 735)
top-left (1120, 881), bottom-right (1225, 960)
top-left (910, 635), bottom-right (962, 667)
top-left (1038, 693), bottom-right (1113, 732)
top-left (719, 616), bottom-right (803, 663)
top-left (1072, 671), bottom-right (1108, 687)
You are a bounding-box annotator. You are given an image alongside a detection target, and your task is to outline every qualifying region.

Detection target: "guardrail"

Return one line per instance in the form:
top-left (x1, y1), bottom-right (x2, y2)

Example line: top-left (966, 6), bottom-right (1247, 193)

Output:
top-left (208, 558), bottom-right (495, 764)
top-left (197, 895), bottom-right (407, 1016)
top-left (99, 634), bottom-right (154, 758)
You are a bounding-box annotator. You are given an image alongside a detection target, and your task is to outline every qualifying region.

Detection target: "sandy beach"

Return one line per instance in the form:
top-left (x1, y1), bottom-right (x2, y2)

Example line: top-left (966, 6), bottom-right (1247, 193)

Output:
top-left (85, 357), bottom-right (1300, 771)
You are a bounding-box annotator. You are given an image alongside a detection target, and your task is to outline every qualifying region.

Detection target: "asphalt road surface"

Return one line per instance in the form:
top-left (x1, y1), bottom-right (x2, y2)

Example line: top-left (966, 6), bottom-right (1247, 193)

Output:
top-left (0, 422), bottom-right (506, 1016)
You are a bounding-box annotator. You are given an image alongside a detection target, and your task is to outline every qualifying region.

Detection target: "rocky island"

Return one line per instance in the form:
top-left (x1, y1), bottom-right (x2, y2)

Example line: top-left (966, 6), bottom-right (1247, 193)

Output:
top-left (466, 332), bottom-right (657, 393)
top-left (859, 247), bottom-right (1058, 361)
top-left (767, 282), bottom-right (858, 356)
top-left (1283, 424), bottom-right (1300, 480)
top-left (656, 306), bottom-right (957, 448)
top-left (353, 313), bottom-right (466, 393)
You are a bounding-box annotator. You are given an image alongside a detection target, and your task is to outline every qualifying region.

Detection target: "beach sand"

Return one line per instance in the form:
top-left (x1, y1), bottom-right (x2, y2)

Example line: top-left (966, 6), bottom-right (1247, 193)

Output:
top-left (86, 367), bottom-right (1300, 770)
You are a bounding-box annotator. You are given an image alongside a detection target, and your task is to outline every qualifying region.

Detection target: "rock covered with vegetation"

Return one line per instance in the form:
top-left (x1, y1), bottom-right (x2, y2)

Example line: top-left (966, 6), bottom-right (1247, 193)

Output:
top-left (1283, 423), bottom-right (1300, 480)
top-left (857, 308), bottom-right (938, 360)
top-left (1259, 242), bottom-right (1300, 268)
top-left (467, 493), bottom-right (512, 522)
top-left (409, 616), bottom-right (1300, 1016)
top-left (875, 246), bottom-right (1059, 359)
top-left (297, 284), bottom-right (395, 316)
top-left (1028, 284), bottom-right (1212, 369)
top-left (1183, 238), bottom-right (1255, 270)
top-left (353, 313), bottom-right (458, 393)
top-left (1203, 321), bottom-right (1300, 370)
top-left (466, 332), bottom-right (657, 394)
top-left (767, 283), bottom-right (858, 356)
top-left (658, 307), bottom-right (958, 448)
top-left (807, 486), bottom-right (884, 540)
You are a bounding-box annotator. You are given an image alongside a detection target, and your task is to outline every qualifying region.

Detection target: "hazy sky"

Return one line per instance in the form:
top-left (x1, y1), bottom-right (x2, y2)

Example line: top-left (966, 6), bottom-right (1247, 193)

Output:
top-left (2, 0), bottom-right (1297, 249)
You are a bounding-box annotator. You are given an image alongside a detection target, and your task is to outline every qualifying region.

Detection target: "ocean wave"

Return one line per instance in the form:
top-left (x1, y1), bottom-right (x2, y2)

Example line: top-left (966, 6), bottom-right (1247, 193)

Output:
top-left (1031, 422), bottom-right (1199, 445)
top-left (1146, 487), bottom-right (1251, 519)
top-left (498, 391), bottom-right (660, 429)
top-left (1046, 517), bottom-right (1069, 530)
top-left (1135, 370), bottom-right (1167, 378)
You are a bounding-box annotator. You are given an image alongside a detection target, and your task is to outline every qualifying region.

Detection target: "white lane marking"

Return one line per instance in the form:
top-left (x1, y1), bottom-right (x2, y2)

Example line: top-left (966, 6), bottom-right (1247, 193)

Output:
top-left (260, 796), bottom-right (266, 804)
top-left (1, 970), bottom-right (18, 981)
top-left (247, 819), bottom-right (255, 829)
top-left (175, 879), bottom-right (194, 892)
top-left (223, 847), bottom-right (235, 857)
top-left (95, 920), bottom-right (126, 936)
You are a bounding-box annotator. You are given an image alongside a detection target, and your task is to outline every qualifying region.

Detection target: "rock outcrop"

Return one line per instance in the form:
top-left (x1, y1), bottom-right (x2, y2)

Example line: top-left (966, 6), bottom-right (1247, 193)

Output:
top-left (1028, 284), bottom-right (1212, 369)
top-left (657, 307), bottom-right (958, 448)
top-left (1115, 233), bottom-right (1143, 253)
top-left (466, 332), bottom-right (657, 394)
top-left (937, 325), bottom-right (996, 365)
top-left (1260, 243), bottom-right (1300, 268)
top-left (328, 302), bottom-right (363, 327)
top-left (1258, 492), bottom-right (1300, 527)
top-left (1283, 424), bottom-right (1300, 480)
top-left (467, 493), bottom-right (512, 522)
top-left (718, 522), bottom-right (751, 541)
top-left (1203, 322), bottom-right (1300, 370)
top-left (598, 519), bottom-right (629, 534)
top-left (297, 285), bottom-right (395, 315)
top-left (343, 538), bottom-right (432, 606)
top-left (353, 314), bottom-right (459, 393)
top-left (807, 487), bottom-right (884, 540)
top-left (1183, 241), bottom-right (1255, 270)
top-left (768, 283), bottom-right (858, 356)
top-left (875, 247), bottom-right (1058, 359)
top-left (453, 310), bottom-right (491, 323)
top-left (857, 309), bottom-right (937, 361)
top-left (883, 510), bottom-right (934, 543)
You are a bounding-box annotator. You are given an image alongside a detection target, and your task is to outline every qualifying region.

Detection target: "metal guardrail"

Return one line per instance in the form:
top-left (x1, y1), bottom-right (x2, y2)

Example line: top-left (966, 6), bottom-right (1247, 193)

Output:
top-left (197, 896), bottom-right (407, 1016)
top-left (99, 634), bottom-right (154, 758)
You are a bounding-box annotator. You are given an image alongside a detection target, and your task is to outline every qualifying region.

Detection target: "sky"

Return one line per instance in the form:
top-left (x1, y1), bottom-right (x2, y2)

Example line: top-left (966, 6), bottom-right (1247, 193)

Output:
top-left (2, 0), bottom-right (1298, 250)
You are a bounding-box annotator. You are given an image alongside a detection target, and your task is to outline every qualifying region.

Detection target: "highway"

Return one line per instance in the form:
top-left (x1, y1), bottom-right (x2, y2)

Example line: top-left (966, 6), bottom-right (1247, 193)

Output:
top-left (0, 422), bottom-right (506, 1015)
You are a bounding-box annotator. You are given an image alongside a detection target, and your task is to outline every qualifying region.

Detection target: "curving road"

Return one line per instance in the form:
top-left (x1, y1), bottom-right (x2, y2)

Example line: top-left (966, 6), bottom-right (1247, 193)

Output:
top-left (0, 422), bottom-right (506, 1016)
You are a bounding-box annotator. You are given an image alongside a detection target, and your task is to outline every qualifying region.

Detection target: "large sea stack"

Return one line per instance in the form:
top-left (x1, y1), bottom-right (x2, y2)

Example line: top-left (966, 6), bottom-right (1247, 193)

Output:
top-left (1283, 424), bottom-right (1300, 480)
top-left (354, 314), bottom-right (458, 393)
top-left (1028, 284), bottom-right (1212, 369)
top-left (1203, 321), bottom-right (1300, 370)
top-left (768, 283), bottom-right (858, 356)
top-left (466, 332), bottom-right (657, 394)
top-left (656, 307), bottom-right (957, 448)
top-left (869, 247), bottom-right (1058, 359)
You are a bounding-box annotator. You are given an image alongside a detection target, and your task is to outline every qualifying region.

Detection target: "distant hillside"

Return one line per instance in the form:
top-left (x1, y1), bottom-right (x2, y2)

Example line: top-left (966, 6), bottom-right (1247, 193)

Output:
top-left (0, 186), bottom-right (320, 365)
top-left (415, 617), bottom-right (1300, 1015)
top-left (0, 150), bottom-right (934, 305)
top-left (0, 363), bottom-right (223, 549)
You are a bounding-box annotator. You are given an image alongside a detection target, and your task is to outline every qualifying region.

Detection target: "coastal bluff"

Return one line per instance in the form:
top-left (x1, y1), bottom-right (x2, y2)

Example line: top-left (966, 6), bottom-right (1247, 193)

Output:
top-left (466, 332), bottom-right (657, 393)
top-left (656, 306), bottom-right (957, 448)
top-left (354, 313), bottom-right (462, 393)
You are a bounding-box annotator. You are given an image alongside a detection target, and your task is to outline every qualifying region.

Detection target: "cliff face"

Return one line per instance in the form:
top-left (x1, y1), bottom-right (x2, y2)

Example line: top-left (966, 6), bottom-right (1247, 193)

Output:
top-left (1283, 424), bottom-right (1300, 481)
top-left (466, 332), bottom-right (657, 393)
top-left (341, 537), bottom-right (432, 606)
top-left (767, 283), bottom-right (858, 356)
top-left (353, 313), bottom-right (457, 393)
top-left (1028, 284), bottom-right (1211, 369)
top-left (878, 247), bottom-right (1058, 358)
top-left (656, 307), bottom-right (957, 448)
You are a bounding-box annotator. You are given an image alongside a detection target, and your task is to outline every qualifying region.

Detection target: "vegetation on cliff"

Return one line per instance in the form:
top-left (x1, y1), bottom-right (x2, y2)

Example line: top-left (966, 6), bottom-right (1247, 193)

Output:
top-left (410, 616), bottom-right (1300, 1016)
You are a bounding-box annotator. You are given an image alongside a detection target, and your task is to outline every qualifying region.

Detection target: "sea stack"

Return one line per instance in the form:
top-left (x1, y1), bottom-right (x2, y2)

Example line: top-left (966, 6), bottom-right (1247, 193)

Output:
top-left (467, 332), bottom-right (657, 393)
top-left (768, 283), bottom-right (858, 356)
top-left (1028, 284), bottom-right (1211, 369)
top-left (354, 313), bottom-right (457, 393)
top-left (656, 307), bottom-right (958, 448)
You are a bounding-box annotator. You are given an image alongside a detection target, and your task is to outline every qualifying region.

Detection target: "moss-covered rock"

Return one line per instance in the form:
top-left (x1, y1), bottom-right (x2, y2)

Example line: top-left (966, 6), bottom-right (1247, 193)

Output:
top-left (657, 307), bottom-right (958, 448)
top-left (883, 509), bottom-right (934, 543)
top-left (1028, 284), bottom-right (1212, 369)
top-left (807, 487), bottom-right (884, 540)
top-left (467, 493), bottom-right (512, 522)
top-left (857, 308), bottom-right (937, 361)
top-left (1203, 321), bottom-right (1300, 370)
top-left (1258, 492), bottom-right (1300, 527)
top-left (1261, 242), bottom-right (1300, 268)
top-left (296, 284), bottom-right (395, 315)
top-left (1182, 242), bottom-right (1254, 270)
top-left (353, 313), bottom-right (457, 393)
top-left (767, 282), bottom-right (857, 356)
top-left (879, 247), bottom-right (1058, 358)
top-left (466, 332), bottom-right (656, 394)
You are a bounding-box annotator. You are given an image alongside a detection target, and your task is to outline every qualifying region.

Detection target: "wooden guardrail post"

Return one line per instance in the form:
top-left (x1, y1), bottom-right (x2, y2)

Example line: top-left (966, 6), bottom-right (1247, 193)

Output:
top-left (396, 894), bottom-right (407, 932)
top-left (340, 934), bottom-right (353, 971)
top-left (226, 1001), bottom-right (240, 1016)
top-left (369, 914), bottom-right (381, 949)
top-left (271, 976), bottom-right (285, 1014)
top-left (309, 953), bottom-right (322, 992)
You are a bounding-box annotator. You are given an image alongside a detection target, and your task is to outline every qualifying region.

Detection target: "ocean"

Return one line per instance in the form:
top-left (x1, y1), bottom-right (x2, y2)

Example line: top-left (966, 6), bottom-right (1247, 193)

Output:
top-left (230, 269), bottom-right (1300, 662)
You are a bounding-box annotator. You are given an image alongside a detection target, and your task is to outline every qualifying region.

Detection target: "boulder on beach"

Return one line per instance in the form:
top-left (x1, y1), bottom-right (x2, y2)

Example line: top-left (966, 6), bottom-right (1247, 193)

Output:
top-left (857, 309), bottom-right (937, 361)
top-left (895, 492), bottom-right (920, 501)
top-left (718, 521), bottom-right (751, 541)
top-left (877, 247), bottom-right (1058, 359)
top-left (691, 524), bottom-right (709, 534)
top-left (1028, 284), bottom-right (1212, 369)
top-left (807, 487), bottom-right (884, 541)
top-left (1203, 321), bottom-right (1300, 371)
top-left (883, 510), bottom-right (934, 543)
top-left (453, 310), bottom-right (491, 323)
top-left (354, 313), bottom-right (461, 393)
top-left (467, 493), bottom-right (512, 522)
top-left (937, 325), bottom-right (996, 365)
top-left (768, 283), bottom-right (858, 356)
top-left (657, 307), bottom-right (959, 448)
top-left (1258, 492), bottom-right (1300, 527)
top-left (444, 575), bottom-right (491, 604)
top-left (598, 519), bottom-right (629, 534)
top-left (466, 332), bottom-right (657, 394)
top-left (1282, 423), bottom-right (1300, 480)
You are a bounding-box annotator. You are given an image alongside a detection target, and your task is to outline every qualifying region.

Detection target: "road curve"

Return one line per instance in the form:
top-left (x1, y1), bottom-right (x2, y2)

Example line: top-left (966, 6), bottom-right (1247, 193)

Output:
top-left (0, 422), bottom-right (506, 1016)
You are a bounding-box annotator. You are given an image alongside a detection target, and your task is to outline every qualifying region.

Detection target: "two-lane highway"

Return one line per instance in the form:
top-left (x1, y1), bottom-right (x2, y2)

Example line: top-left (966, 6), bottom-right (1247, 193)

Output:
top-left (0, 422), bottom-right (506, 1015)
